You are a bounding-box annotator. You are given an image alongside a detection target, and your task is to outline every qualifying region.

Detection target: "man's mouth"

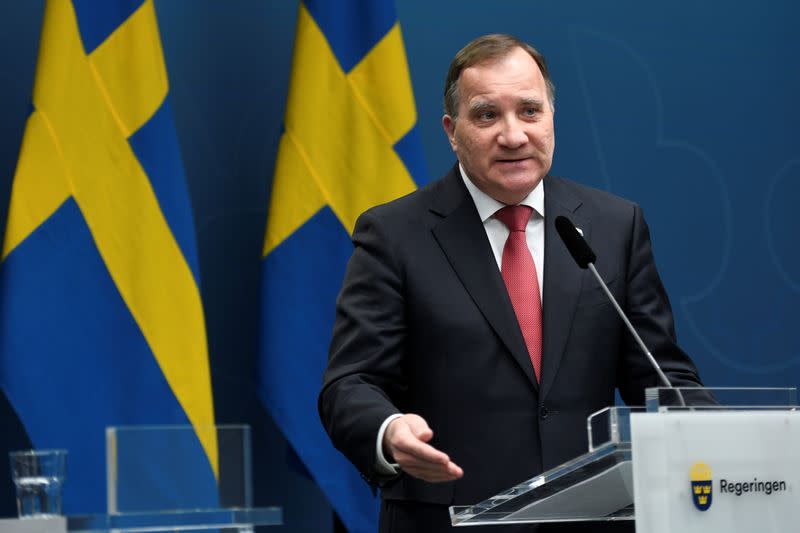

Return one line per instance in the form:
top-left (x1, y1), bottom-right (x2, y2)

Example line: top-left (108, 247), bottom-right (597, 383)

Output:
top-left (496, 157), bottom-right (532, 165)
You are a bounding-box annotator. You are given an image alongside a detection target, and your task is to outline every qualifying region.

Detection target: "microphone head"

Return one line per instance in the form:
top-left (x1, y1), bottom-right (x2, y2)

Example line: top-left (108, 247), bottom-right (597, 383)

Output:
top-left (555, 216), bottom-right (596, 269)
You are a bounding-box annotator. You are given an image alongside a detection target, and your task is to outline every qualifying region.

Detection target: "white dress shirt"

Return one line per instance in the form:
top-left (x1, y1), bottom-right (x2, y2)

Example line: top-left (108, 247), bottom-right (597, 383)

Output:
top-left (457, 163), bottom-right (545, 294)
top-left (375, 164), bottom-right (546, 474)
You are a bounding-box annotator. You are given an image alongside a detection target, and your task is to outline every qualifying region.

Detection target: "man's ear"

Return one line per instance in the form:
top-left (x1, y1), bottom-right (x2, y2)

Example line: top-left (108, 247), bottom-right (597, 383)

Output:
top-left (442, 115), bottom-right (457, 151)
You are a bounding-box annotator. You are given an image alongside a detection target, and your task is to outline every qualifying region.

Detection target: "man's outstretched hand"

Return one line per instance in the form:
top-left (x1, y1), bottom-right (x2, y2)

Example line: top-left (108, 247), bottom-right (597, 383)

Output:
top-left (384, 414), bottom-right (464, 482)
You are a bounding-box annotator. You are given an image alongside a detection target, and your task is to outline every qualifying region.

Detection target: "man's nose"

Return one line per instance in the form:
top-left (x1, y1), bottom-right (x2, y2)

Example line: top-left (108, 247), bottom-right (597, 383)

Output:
top-left (497, 117), bottom-right (528, 148)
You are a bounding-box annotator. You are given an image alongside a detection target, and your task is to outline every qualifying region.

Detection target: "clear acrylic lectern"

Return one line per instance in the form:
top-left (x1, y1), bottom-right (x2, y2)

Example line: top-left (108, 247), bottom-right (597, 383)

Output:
top-left (449, 387), bottom-right (797, 527)
top-left (66, 425), bottom-right (282, 532)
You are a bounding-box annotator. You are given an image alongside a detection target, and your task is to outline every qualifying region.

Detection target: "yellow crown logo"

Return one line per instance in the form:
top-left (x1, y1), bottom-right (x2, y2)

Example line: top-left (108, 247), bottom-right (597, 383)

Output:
top-left (690, 462), bottom-right (712, 481)
top-left (690, 462), bottom-right (714, 511)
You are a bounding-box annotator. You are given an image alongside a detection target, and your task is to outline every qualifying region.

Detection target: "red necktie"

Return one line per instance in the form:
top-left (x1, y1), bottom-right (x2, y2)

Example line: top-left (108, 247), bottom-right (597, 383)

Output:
top-left (495, 205), bottom-right (543, 383)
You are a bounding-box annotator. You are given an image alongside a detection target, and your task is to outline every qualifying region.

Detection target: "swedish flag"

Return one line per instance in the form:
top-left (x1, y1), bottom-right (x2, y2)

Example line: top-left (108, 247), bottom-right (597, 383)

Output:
top-left (0, 0), bottom-right (217, 512)
top-left (258, 1), bottom-right (428, 531)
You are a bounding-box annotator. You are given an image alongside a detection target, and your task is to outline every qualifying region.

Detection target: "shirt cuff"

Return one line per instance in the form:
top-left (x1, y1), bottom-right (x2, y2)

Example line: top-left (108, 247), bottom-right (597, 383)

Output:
top-left (375, 413), bottom-right (404, 475)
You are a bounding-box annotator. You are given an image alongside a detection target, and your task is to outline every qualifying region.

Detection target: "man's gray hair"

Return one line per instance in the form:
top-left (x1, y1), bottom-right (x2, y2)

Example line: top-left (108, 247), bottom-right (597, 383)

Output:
top-left (444, 34), bottom-right (556, 118)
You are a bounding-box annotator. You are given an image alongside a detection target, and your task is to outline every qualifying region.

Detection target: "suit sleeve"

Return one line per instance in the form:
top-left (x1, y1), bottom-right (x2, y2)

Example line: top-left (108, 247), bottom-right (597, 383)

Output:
top-left (616, 204), bottom-right (703, 405)
top-left (318, 209), bottom-right (407, 485)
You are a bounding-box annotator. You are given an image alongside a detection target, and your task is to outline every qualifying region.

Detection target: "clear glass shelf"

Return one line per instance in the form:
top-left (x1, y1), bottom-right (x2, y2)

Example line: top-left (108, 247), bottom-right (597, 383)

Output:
top-left (645, 387), bottom-right (798, 411)
top-left (67, 507), bottom-right (282, 532)
top-left (107, 425), bottom-right (253, 513)
top-left (450, 406), bottom-right (638, 526)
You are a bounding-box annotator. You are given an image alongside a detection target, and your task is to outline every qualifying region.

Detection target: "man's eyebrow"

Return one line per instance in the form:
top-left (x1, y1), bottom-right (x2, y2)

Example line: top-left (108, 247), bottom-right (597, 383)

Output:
top-left (519, 97), bottom-right (544, 107)
top-left (468, 101), bottom-right (496, 113)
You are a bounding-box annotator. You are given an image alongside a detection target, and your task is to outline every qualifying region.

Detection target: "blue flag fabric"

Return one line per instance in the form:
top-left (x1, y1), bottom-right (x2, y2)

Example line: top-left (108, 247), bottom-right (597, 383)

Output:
top-left (0, 0), bottom-right (217, 513)
top-left (258, 1), bottom-right (428, 531)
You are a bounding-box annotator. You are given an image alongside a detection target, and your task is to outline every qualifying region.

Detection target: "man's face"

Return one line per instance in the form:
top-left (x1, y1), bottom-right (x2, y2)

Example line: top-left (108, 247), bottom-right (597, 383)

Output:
top-left (442, 47), bottom-right (555, 205)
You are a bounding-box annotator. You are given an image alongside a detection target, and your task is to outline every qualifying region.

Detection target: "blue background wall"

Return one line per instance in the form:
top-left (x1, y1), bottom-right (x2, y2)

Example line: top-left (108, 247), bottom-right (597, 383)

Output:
top-left (1, 1), bottom-right (798, 530)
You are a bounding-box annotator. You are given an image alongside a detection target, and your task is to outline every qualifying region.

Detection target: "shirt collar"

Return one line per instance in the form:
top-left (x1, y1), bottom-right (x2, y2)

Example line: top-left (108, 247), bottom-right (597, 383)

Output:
top-left (458, 163), bottom-right (545, 223)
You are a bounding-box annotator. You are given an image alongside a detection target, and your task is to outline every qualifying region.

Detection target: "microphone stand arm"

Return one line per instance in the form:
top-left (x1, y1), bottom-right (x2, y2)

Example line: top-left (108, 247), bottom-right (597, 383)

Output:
top-left (586, 263), bottom-right (674, 391)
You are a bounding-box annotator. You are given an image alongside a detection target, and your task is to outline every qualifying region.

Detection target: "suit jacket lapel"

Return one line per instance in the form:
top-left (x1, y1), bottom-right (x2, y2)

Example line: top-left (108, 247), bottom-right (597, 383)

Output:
top-left (540, 176), bottom-right (590, 399)
top-left (430, 167), bottom-right (538, 389)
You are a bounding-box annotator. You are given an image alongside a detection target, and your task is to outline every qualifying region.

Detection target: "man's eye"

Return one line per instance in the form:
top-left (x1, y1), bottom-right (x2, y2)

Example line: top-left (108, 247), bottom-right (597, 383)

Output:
top-left (479, 111), bottom-right (496, 120)
top-left (523, 107), bottom-right (537, 117)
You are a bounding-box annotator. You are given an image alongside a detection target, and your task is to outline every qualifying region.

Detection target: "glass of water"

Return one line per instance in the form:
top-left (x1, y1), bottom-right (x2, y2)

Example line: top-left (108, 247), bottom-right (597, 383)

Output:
top-left (9, 449), bottom-right (67, 519)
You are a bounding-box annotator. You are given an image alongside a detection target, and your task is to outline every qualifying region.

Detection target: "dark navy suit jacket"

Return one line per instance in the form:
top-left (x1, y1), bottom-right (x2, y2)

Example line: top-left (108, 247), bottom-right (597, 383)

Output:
top-left (319, 165), bottom-right (702, 531)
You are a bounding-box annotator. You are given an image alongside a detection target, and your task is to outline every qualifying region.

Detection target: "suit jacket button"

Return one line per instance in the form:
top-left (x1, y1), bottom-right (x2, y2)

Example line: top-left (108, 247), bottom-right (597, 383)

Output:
top-left (539, 406), bottom-right (549, 419)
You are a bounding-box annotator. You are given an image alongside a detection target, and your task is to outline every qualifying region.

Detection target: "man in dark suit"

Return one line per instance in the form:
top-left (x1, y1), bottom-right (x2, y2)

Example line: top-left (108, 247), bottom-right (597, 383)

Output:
top-left (319, 34), bottom-right (702, 532)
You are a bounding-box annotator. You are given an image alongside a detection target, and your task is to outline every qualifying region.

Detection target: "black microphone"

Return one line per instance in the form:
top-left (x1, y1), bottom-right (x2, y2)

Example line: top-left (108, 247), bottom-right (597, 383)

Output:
top-left (555, 216), bottom-right (595, 268)
top-left (554, 215), bottom-right (676, 391)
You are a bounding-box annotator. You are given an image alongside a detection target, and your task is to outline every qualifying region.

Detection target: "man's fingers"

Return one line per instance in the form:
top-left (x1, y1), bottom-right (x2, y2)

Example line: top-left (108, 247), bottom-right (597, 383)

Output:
top-left (405, 469), bottom-right (460, 483)
top-left (384, 414), bottom-right (464, 483)
top-left (392, 449), bottom-right (464, 481)
top-left (447, 461), bottom-right (464, 478)
top-left (392, 450), bottom-right (447, 471)
top-left (387, 416), bottom-right (447, 464)
top-left (393, 431), bottom-right (449, 465)
top-left (398, 465), bottom-right (460, 482)
top-left (397, 460), bottom-right (463, 482)
top-left (403, 414), bottom-right (434, 442)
